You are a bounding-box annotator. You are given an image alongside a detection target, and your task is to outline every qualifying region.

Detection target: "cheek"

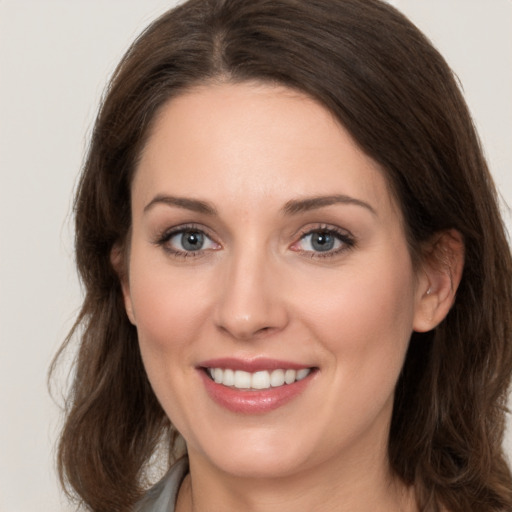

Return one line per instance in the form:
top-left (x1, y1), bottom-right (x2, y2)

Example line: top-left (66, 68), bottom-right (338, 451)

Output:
top-left (126, 251), bottom-right (215, 423)
top-left (127, 249), bottom-right (213, 358)
top-left (291, 253), bottom-right (417, 449)
top-left (297, 251), bottom-right (416, 382)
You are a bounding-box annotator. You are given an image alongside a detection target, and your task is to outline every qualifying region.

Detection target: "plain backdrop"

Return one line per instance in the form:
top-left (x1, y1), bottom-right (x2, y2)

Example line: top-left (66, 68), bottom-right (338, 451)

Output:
top-left (0, 1), bottom-right (511, 510)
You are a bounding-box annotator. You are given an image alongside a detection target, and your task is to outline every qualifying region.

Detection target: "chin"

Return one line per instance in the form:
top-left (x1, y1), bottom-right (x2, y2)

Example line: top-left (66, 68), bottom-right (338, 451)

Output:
top-left (187, 427), bottom-right (317, 479)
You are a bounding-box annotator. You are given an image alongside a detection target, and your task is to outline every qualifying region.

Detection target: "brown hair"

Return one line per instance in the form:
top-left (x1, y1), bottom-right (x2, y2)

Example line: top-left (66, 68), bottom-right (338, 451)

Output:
top-left (52, 0), bottom-right (512, 510)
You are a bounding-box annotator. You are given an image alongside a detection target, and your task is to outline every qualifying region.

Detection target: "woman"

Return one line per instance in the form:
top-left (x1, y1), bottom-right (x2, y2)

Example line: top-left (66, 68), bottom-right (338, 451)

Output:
top-left (53, 0), bottom-right (512, 510)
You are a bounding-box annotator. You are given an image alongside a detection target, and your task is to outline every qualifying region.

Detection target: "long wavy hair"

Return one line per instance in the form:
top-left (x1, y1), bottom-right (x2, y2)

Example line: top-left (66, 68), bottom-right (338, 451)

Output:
top-left (51, 0), bottom-right (512, 510)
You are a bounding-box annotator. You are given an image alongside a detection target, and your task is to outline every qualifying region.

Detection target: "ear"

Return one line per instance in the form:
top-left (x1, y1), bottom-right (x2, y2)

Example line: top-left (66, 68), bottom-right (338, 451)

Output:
top-left (110, 244), bottom-right (137, 325)
top-left (413, 229), bottom-right (464, 332)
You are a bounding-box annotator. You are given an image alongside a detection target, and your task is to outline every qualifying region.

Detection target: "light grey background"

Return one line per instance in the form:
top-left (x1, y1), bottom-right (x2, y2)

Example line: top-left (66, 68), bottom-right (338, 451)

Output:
top-left (0, 1), bottom-right (510, 510)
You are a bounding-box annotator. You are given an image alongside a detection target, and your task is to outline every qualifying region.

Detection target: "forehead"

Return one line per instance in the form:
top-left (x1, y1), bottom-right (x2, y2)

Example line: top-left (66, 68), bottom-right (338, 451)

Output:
top-left (133, 82), bottom-right (399, 219)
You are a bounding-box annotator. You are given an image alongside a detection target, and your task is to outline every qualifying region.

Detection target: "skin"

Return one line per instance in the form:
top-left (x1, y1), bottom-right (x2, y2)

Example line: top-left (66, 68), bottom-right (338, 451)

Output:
top-left (119, 82), bottom-right (462, 512)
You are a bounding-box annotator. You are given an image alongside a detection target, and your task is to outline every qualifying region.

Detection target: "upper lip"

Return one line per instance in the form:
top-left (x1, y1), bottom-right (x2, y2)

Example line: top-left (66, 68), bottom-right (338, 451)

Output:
top-left (198, 357), bottom-right (313, 372)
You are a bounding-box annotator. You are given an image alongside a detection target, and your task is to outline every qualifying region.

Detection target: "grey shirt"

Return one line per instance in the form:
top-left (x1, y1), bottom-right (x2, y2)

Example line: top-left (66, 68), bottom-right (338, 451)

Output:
top-left (135, 458), bottom-right (189, 512)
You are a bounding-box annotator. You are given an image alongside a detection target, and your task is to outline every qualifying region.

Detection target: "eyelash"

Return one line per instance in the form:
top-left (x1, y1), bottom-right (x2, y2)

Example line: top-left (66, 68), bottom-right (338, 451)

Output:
top-left (154, 224), bottom-right (356, 260)
top-left (291, 225), bottom-right (356, 259)
top-left (154, 223), bottom-right (219, 259)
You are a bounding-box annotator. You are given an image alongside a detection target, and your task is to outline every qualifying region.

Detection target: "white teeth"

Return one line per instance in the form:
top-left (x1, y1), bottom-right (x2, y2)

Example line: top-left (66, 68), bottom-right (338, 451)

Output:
top-left (223, 368), bottom-right (235, 386)
top-left (296, 368), bottom-right (310, 381)
top-left (234, 370), bottom-right (251, 389)
top-left (284, 369), bottom-right (296, 384)
top-left (251, 370), bottom-right (270, 389)
top-left (207, 367), bottom-right (312, 389)
top-left (269, 369), bottom-right (285, 387)
top-left (213, 368), bottom-right (223, 384)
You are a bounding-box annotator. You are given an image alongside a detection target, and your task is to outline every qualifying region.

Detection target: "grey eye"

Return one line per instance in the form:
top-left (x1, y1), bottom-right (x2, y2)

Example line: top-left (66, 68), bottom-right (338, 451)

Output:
top-left (165, 229), bottom-right (219, 254)
top-left (299, 231), bottom-right (341, 253)
top-left (309, 231), bottom-right (336, 252)
top-left (179, 231), bottom-right (204, 251)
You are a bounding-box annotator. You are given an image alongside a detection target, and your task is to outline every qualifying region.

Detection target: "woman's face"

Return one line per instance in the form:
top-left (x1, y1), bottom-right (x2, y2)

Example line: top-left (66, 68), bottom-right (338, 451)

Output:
top-left (123, 82), bottom-right (429, 479)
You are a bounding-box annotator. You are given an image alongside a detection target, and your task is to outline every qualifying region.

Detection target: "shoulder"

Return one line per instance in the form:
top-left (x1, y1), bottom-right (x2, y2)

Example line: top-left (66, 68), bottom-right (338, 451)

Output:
top-left (135, 457), bottom-right (189, 512)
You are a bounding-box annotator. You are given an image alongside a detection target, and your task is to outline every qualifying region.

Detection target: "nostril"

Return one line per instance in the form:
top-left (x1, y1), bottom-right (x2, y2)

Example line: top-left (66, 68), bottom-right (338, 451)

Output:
top-left (213, 286), bottom-right (290, 340)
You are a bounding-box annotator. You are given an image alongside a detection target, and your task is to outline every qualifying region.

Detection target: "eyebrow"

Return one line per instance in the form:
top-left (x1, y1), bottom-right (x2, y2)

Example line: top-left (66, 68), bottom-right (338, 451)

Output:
top-left (143, 193), bottom-right (376, 217)
top-left (144, 194), bottom-right (217, 215)
top-left (282, 194), bottom-right (376, 216)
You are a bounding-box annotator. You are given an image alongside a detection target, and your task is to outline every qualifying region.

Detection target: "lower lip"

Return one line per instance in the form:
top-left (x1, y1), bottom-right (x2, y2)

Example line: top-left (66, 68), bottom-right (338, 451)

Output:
top-left (198, 369), bottom-right (314, 414)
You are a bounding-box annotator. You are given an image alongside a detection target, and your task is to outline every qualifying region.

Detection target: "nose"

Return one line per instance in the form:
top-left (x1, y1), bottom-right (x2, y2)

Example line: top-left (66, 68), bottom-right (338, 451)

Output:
top-left (214, 248), bottom-right (289, 341)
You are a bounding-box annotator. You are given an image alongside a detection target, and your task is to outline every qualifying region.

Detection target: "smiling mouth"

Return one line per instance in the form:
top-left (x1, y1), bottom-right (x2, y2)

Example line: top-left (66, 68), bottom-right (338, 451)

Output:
top-left (205, 367), bottom-right (314, 390)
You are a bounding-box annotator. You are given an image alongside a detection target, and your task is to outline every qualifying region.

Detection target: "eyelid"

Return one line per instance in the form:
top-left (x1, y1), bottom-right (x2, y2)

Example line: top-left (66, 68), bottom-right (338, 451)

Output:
top-left (290, 224), bottom-right (356, 258)
top-left (154, 223), bottom-right (221, 258)
top-left (152, 222), bottom-right (354, 259)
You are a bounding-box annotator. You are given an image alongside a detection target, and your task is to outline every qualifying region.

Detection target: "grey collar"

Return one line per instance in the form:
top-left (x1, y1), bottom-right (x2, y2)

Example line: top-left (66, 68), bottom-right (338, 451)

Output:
top-left (135, 457), bottom-right (189, 512)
